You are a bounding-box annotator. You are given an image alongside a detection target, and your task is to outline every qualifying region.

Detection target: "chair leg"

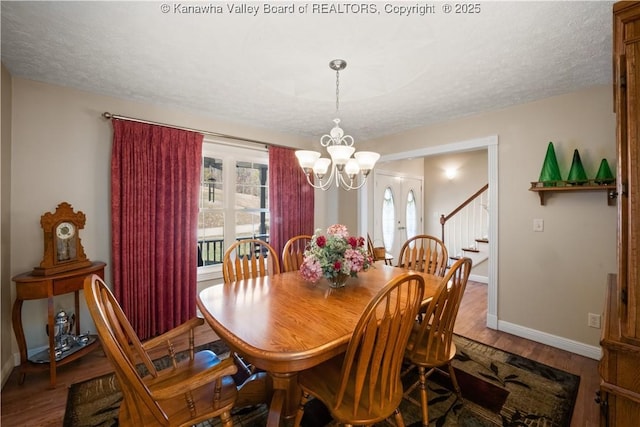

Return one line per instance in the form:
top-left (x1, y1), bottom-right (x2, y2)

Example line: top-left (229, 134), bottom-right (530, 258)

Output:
top-left (219, 410), bottom-right (233, 427)
top-left (393, 408), bottom-right (406, 427)
top-left (418, 366), bottom-right (429, 427)
top-left (293, 391), bottom-right (312, 427)
top-left (447, 362), bottom-right (462, 399)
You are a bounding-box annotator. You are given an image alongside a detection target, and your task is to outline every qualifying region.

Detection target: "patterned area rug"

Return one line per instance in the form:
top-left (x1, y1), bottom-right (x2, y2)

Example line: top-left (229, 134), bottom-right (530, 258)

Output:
top-left (64, 335), bottom-right (579, 426)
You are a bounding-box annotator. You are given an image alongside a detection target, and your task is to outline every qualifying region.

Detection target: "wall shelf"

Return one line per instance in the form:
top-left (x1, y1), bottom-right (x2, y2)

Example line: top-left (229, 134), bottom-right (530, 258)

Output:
top-left (529, 180), bottom-right (617, 206)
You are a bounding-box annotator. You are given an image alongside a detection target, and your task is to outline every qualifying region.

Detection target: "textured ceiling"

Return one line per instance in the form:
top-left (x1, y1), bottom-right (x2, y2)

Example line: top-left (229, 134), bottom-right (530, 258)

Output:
top-left (1, 1), bottom-right (614, 142)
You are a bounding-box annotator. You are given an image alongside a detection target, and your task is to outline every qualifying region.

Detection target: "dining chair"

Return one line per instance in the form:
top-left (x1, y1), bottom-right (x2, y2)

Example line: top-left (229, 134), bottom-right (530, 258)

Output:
top-left (83, 274), bottom-right (238, 427)
top-left (367, 233), bottom-right (393, 265)
top-left (396, 234), bottom-right (448, 277)
top-left (222, 238), bottom-right (281, 282)
top-left (403, 257), bottom-right (472, 426)
top-left (293, 272), bottom-right (426, 427)
top-left (281, 234), bottom-right (312, 272)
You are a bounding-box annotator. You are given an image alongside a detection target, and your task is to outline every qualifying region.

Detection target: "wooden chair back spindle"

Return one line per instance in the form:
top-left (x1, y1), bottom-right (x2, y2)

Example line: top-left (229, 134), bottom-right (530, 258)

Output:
top-left (282, 235), bottom-right (312, 272)
top-left (222, 238), bottom-right (280, 283)
top-left (397, 234), bottom-right (448, 277)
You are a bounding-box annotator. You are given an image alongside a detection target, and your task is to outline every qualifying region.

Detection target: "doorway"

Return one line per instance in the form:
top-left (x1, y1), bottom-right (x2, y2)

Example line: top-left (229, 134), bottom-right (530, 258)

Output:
top-left (360, 135), bottom-right (498, 329)
top-left (372, 172), bottom-right (423, 261)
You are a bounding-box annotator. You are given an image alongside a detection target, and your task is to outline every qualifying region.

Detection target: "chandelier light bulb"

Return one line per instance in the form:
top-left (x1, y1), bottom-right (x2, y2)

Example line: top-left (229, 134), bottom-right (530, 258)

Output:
top-left (313, 158), bottom-right (331, 177)
top-left (295, 150), bottom-right (321, 170)
top-left (354, 151), bottom-right (381, 174)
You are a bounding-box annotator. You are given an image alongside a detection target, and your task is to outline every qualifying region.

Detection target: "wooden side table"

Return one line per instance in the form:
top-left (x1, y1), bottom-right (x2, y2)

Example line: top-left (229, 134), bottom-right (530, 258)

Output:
top-left (12, 261), bottom-right (106, 388)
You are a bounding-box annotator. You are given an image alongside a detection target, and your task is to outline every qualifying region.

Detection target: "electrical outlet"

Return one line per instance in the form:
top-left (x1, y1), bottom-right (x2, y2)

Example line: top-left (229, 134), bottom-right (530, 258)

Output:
top-left (533, 218), bottom-right (544, 232)
top-left (588, 313), bottom-right (601, 329)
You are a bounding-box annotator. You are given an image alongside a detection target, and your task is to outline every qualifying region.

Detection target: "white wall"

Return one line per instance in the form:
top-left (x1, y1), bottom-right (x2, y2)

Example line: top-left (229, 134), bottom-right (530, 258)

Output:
top-left (364, 85), bottom-right (616, 353)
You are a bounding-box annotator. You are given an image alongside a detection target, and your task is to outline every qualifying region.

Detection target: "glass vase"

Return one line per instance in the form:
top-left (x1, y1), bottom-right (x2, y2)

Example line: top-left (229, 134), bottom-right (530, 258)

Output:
top-left (328, 273), bottom-right (349, 289)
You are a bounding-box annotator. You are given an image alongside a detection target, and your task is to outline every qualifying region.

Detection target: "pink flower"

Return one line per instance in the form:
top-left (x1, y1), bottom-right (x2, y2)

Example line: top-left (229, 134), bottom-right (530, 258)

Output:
top-left (327, 224), bottom-right (349, 239)
top-left (300, 257), bottom-right (322, 283)
top-left (345, 248), bottom-right (366, 272)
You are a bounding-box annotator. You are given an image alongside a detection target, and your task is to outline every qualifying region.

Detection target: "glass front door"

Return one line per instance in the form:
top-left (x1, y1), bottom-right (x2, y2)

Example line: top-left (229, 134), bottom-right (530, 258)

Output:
top-left (373, 172), bottom-right (423, 261)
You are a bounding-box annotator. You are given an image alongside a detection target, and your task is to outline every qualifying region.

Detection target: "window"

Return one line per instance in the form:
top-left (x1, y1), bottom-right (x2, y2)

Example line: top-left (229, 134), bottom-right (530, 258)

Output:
top-left (381, 187), bottom-right (395, 252)
top-left (198, 141), bottom-right (269, 275)
top-left (406, 190), bottom-right (417, 242)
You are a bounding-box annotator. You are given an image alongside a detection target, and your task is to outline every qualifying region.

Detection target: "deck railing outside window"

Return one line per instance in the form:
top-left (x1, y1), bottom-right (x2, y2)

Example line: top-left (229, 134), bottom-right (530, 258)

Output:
top-left (198, 234), bottom-right (270, 266)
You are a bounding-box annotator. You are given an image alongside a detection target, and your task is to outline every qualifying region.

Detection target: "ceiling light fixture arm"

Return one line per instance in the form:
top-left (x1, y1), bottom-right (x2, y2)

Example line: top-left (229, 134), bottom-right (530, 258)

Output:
top-left (301, 162), bottom-right (370, 191)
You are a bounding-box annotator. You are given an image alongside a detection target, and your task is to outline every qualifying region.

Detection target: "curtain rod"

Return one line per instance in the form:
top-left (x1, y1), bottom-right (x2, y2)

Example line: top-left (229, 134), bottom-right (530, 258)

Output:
top-left (102, 112), bottom-right (272, 148)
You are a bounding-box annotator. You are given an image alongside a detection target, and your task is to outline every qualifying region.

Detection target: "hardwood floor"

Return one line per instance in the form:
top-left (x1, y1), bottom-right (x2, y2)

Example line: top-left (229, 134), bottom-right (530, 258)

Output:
top-left (0, 280), bottom-right (600, 426)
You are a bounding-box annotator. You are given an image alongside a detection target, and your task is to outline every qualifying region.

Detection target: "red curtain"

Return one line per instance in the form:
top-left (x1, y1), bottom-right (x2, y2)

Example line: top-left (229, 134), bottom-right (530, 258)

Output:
top-left (268, 146), bottom-right (315, 264)
top-left (111, 119), bottom-right (202, 340)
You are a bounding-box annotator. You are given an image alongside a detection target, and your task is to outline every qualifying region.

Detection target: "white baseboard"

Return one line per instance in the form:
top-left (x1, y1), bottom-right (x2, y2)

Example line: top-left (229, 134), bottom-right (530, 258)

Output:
top-left (497, 320), bottom-right (602, 360)
top-left (469, 274), bottom-right (488, 284)
top-left (486, 313), bottom-right (498, 329)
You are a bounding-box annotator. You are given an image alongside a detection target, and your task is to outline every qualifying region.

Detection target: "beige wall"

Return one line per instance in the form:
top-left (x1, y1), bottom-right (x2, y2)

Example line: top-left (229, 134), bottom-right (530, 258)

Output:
top-left (1, 64), bottom-right (13, 386)
top-left (364, 85), bottom-right (616, 351)
top-left (7, 77), bottom-right (311, 360)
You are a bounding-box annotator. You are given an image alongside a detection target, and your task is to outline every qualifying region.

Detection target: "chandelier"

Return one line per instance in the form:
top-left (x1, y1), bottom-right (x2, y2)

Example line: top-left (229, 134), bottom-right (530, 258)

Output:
top-left (296, 59), bottom-right (380, 191)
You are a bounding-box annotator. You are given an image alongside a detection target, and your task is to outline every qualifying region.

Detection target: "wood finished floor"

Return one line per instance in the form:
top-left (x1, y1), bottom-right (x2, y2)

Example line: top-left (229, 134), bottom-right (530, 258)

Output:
top-left (0, 280), bottom-right (600, 426)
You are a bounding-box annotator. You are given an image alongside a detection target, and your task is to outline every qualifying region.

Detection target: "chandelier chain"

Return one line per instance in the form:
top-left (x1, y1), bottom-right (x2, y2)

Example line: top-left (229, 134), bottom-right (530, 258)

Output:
top-left (335, 69), bottom-right (340, 113)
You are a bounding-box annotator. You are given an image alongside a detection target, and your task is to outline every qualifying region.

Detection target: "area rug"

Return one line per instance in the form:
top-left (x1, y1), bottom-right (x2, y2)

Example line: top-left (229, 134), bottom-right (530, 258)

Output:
top-left (64, 335), bottom-right (579, 426)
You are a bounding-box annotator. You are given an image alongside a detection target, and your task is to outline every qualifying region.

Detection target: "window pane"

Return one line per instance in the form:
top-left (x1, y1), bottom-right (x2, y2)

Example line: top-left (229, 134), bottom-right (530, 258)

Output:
top-left (235, 211), bottom-right (270, 241)
top-left (197, 211), bottom-right (224, 265)
top-left (406, 190), bottom-right (417, 241)
top-left (382, 187), bottom-right (395, 252)
top-left (235, 161), bottom-right (269, 242)
top-left (201, 157), bottom-right (223, 208)
top-left (235, 162), bottom-right (268, 210)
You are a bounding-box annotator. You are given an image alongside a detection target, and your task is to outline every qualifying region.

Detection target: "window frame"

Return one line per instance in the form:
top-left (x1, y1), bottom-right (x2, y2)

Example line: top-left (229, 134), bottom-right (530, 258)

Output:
top-left (198, 139), bottom-right (269, 282)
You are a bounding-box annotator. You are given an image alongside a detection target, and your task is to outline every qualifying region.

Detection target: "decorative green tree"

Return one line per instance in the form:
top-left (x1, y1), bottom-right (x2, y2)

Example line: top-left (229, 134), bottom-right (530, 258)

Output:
top-left (567, 149), bottom-right (588, 185)
top-left (538, 142), bottom-right (562, 186)
top-left (595, 158), bottom-right (615, 184)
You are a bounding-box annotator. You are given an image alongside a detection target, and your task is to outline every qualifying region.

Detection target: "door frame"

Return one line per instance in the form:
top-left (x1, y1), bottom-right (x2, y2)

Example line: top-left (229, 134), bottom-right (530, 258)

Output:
top-left (358, 134), bottom-right (498, 329)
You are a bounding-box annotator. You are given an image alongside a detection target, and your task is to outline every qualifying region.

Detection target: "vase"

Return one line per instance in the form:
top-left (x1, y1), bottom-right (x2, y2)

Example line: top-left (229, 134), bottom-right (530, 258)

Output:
top-left (328, 273), bottom-right (349, 288)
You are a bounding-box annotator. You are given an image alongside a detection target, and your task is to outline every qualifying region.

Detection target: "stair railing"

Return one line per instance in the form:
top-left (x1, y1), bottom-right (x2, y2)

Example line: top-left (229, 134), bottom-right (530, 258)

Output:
top-left (440, 184), bottom-right (489, 258)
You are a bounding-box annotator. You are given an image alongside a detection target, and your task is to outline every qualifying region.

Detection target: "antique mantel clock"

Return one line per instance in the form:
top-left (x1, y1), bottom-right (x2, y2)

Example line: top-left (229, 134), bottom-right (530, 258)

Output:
top-left (33, 202), bottom-right (92, 275)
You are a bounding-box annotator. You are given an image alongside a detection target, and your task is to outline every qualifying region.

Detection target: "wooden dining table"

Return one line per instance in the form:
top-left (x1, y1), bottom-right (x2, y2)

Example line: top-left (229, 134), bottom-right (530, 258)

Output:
top-left (197, 264), bottom-right (443, 426)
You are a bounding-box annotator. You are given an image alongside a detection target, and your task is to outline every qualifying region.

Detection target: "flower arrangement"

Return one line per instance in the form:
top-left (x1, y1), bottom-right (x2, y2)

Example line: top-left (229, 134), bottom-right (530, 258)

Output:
top-left (299, 224), bottom-right (373, 285)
